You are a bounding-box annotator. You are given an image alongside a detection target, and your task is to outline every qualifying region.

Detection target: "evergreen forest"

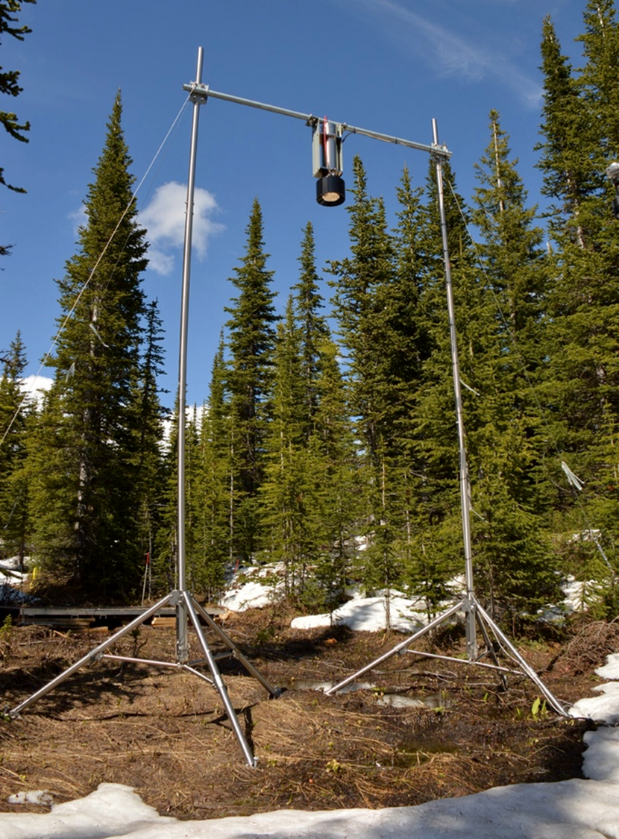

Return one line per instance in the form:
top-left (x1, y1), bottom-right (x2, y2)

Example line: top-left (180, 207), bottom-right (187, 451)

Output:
top-left (3, 0), bottom-right (619, 631)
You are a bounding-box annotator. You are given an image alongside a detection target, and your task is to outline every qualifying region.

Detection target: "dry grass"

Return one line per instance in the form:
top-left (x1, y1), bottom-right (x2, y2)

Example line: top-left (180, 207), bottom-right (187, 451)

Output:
top-left (0, 610), bottom-right (603, 819)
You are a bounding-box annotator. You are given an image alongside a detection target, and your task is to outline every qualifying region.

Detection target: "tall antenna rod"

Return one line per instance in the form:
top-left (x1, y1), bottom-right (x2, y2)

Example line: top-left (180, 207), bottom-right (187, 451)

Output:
top-left (432, 118), bottom-right (477, 660)
top-left (176, 46), bottom-right (205, 662)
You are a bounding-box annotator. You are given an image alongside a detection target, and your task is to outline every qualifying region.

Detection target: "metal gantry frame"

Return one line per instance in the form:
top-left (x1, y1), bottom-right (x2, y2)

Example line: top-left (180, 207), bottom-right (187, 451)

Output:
top-left (10, 47), bottom-right (567, 767)
top-left (181, 55), bottom-right (567, 716)
top-left (185, 52), bottom-right (568, 715)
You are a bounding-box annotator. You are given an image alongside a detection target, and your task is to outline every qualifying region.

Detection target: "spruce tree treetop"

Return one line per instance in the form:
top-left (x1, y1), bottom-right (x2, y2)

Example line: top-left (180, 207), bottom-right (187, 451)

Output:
top-left (537, 16), bottom-right (597, 243)
top-left (52, 92), bottom-right (148, 397)
top-left (225, 198), bottom-right (278, 408)
top-left (577, 0), bottom-right (619, 156)
top-left (31, 92), bottom-right (150, 599)
top-left (328, 155), bottom-right (397, 458)
top-left (292, 222), bottom-right (328, 439)
top-left (473, 110), bottom-right (546, 336)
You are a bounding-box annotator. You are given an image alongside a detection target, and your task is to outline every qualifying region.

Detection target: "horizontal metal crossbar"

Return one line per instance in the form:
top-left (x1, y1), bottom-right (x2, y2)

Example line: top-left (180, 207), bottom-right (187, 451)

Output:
top-left (181, 83), bottom-right (451, 158)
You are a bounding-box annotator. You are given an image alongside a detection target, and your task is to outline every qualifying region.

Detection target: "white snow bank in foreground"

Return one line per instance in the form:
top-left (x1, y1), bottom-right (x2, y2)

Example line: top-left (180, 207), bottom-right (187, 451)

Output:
top-left (570, 652), bottom-right (619, 726)
top-left (3, 776), bottom-right (619, 839)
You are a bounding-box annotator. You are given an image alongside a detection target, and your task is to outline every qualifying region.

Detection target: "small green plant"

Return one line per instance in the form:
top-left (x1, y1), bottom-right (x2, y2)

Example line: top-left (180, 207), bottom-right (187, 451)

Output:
top-left (326, 759), bottom-right (343, 774)
top-left (531, 697), bottom-right (548, 720)
top-left (130, 627), bottom-right (146, 658)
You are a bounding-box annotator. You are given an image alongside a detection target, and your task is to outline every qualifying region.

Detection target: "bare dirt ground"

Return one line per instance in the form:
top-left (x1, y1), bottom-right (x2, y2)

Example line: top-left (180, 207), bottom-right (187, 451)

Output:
top-left (0, 605), bottom-right (615, 820)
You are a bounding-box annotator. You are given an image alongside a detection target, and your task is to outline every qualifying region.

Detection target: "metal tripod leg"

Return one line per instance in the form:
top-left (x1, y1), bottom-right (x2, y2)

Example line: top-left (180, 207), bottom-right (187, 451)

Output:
top-left (192, 599), bottom-right (280, 697)
top-left (325, 595), bottom-right (567, 715)
top-left (475, 602), bottom-right (568, 716)
top-left (325, 600), bottom-right (464, 695)
top-left (475, 604), bottom-right (508, 689)
top-left (183, 592), bottom-right (256, 767)
top-left (9, 593), bottom-right (173, 717)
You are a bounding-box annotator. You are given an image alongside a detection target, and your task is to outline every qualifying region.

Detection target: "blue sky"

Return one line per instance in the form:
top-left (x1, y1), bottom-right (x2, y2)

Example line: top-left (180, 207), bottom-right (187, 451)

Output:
top-left (1, 0), bottom-right (588, 406)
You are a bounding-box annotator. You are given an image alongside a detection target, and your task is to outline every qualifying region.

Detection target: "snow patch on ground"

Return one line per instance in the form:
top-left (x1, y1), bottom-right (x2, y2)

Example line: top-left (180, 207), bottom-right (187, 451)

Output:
top-left (219, 565), bottom-right (598, 635)
top-left (291, 590), bottom-right (430, 632)
top-left (219, 564), bottom-right (285, 611)
top-left (4, 772), bottom-right (619, 838)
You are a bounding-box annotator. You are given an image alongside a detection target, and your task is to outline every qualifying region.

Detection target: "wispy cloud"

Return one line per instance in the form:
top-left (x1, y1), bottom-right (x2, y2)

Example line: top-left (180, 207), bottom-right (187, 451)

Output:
top-left (68, 203), bottom-right (87, 235)
top-left (139, 181), bottom-right (225, 276)
top-left (337, 0), bottom-right (542, 107)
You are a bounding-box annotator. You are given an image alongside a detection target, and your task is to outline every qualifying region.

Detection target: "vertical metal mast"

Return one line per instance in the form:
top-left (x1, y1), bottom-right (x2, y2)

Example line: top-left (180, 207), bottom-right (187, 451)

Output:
top-left (176, 47), bottom-right (206, 662)
top-left (432, 119), bottom-right (477, 661)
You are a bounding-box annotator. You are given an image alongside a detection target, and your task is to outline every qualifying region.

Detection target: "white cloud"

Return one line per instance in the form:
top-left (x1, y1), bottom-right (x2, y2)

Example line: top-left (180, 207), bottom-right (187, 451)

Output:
top-left (21, 374), bottom-right (53, 407)
top-left (336, 0), bottom-right (542, 108)
top-left (23, 374), bottom-right (53, 394)
top-left (139, 181), bottom-right (225, 276)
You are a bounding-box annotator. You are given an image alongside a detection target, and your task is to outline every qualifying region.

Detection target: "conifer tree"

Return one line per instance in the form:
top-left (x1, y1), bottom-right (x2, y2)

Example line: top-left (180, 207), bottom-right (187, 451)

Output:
top-left (328, 157), bottom-right (405, 598)
top-left (261, 227), bottom-right (358, 608)
top-left (153, 396), bottom-right (180, 592)
top-left (537, 6), bottom-right (619, 579)
top-left (225, 199), bottom-right (278, 562)
top-left (132, 299), bottom-right (167, 576)
top-left (29, 93), bottom-right (149, 600)
top-left (328, 157), bottom-right (398, 461)
top-left (577, 0), bottom-right (619, 170)
top-left (260, 297), bottom-right (310, 594)
top-left (474, 110), bottom-right (547, 345)
top-left (291, 222), bottom-right (328, 440)
top-left (152, 396), bottom-right (203, 594)
top-left (306, 336), bottom-right (360, 611)
top-left (184, 404), bottom-right (203, 589)
top-left (0, 332), bottom-right (30, 563)
top-left (471, 109), bottom-right (550, 505)
top-left (536, 16), bottom-right (596, 244)
top-left (193, 336), bottom-right (231, 595)
top-left (410, 158), bottom-right (477, 597)
top-left (470, 111), bottom-right (560, 622)
top-left (0, 0), bottom-right (36, 198)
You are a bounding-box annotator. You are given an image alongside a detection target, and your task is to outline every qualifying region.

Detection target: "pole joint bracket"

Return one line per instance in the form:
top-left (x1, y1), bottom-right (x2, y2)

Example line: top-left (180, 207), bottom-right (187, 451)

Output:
top-left (188, 82), bottom-right (209, 105)
top-left (431, 142), bottom-right (450, 161)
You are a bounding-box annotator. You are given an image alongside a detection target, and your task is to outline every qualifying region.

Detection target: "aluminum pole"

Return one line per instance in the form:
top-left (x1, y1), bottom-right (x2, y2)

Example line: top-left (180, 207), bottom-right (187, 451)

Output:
top-left (177, 47), bottom-right (207, 662)
top-left (432, 118), bottom-right (477, 661)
